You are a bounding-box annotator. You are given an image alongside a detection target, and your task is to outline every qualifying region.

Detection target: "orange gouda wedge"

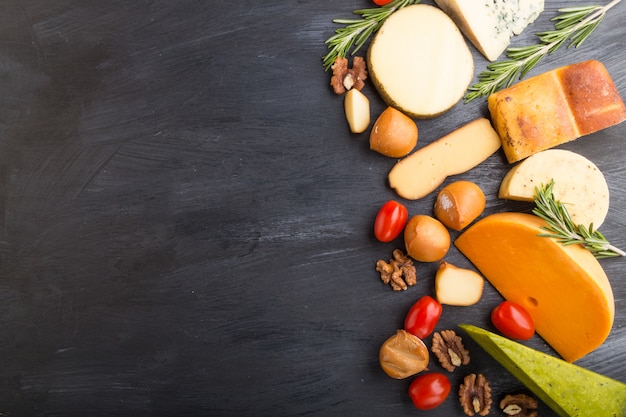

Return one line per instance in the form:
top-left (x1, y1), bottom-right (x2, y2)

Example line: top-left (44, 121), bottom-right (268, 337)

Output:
top-left (454, 212), bottom-right (614, 362)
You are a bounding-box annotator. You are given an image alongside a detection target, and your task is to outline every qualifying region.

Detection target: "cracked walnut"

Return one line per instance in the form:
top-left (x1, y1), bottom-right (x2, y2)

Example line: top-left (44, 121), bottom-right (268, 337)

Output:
top-left (459, 373), bottom-right (492, 416)
top-left (431, 329), bottom-right (470, 372)
top-left (330, 56), bottom-right (368, 95)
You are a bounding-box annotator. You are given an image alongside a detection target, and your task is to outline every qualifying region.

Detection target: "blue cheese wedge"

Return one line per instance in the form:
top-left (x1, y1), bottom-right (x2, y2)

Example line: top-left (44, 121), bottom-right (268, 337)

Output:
top-left (434, 0), bottom-right (544, 61)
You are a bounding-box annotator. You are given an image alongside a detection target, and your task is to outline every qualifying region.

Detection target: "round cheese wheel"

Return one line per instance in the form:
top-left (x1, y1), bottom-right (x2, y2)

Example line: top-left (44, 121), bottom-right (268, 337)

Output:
top-left (367, 4), bottom-right (474, 118)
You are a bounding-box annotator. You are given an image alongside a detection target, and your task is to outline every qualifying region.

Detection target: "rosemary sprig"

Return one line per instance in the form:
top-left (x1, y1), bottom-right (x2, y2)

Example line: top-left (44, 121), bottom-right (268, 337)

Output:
top-left (532, 180), bottom-right (625, 259)
top-left (322, 0), bottom-right (421, 71)
top-left (465, 0), bottom-right (623, 102)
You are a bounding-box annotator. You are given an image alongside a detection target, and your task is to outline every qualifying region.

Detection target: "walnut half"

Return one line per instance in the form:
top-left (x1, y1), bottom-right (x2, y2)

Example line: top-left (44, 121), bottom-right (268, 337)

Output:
top-left (431, 330), bottom-right (470, 372)
top-left (459, 373), bottom-right (492, 416)
top-left (500, 393), bottom-right (538, 417)
top-left (330, 56), bottom-right (368, 95)
top-left (376, 249), bottom-right (417, 291)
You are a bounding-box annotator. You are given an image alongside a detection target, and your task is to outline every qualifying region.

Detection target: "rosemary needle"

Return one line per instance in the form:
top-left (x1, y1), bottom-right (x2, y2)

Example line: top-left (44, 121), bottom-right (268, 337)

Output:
top-left (322, 0), bottom-right (421, 71)
top-left (465, 0), bottom-right (623, 102)
top-left (532, 180), bottom-right (625, 259)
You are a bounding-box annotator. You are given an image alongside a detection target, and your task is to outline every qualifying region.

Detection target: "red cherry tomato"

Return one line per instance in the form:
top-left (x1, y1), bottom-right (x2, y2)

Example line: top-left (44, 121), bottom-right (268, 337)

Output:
top-left (491, 300), bottom-right (535, 340)
top-left (404, 295), bottom-right (442, 339)
top-left (408, 373), bottom-right (451, 410)
top-left (373, 0), bottom-right (393, 5)
top-left (373, 200), bottom-right (408, 242)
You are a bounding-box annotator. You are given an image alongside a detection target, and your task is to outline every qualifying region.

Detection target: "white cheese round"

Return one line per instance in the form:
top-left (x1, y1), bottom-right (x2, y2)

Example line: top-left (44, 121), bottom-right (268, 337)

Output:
top-left (367, 4), bottom-right (474, 118)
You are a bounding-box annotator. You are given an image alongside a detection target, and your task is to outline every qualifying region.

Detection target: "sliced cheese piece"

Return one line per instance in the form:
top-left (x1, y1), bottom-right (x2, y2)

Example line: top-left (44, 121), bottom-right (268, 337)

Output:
top-left (454, 212), bottom-right (615, 362)
top-left (461, 325), bottom-right (626, 417)
top-left (499, 149), bottom-right (610, 227)
top-left (489, 60), bottom-right (626, 163)
top-left (388, 118), bottom-right (501, 200)
top-left (434, 0), bottom-right (544, 61)
top-left (367, 4), bottom-right (473, 118)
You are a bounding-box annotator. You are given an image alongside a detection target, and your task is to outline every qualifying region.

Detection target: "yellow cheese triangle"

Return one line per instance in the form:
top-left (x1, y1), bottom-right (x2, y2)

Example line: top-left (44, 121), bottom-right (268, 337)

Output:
top-left (455, 212), bottom-right (614, 362)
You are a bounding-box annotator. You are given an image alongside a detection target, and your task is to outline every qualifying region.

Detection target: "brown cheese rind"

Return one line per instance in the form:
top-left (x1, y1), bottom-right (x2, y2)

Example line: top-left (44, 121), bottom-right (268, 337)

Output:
top-left (560, 60), bottom-right (626, 135)
top-left (488, 60), bottom-right (626, 163)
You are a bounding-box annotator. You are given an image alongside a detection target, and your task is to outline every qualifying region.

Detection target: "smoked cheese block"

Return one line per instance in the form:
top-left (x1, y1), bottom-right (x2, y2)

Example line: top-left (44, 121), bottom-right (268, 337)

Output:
top-left (455, 212), bottom-right (615, 362)
top-left (488, 60), bottom-right (626, 163)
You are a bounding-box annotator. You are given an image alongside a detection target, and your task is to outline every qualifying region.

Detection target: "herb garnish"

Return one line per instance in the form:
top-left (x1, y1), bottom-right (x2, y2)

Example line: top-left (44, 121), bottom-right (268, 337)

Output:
top-left (465, 0), bottom-right (623, 102)
top-left (532, 180), bottom-right (625, 259)
top-left (322, 0), bottom-right (421, 71)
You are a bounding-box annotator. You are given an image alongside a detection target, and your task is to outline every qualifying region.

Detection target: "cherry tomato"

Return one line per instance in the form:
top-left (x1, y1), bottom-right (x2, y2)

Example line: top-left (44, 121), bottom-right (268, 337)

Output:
top-left (408, 373), bottom-right (451, 410)
top-left (491, 300), bottom-right (535, 340)
top-left (373, 0), bottom-right (393, 5)
top-left (404, 295), bottom-right (442, 339)
top-left (373, 200), bottom-right (408, 242)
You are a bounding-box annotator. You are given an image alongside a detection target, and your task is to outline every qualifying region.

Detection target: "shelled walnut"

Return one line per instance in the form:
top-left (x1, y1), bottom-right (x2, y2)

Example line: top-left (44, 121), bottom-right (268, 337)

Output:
top-left (459, 373), bottom-right (492, 416)
top-left (500, 394), bottom-right (538, 417)
top-left (431, 330), bottom-right (470, 372)
top-left (330, 56), bottom-right (368, 95)
top-left (376, 249), bottom-right (417, 291)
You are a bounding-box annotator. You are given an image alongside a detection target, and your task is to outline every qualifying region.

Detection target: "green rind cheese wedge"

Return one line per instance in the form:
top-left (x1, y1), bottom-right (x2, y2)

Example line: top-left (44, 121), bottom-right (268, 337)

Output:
top-left (460, 324), bottom-right (626, 417)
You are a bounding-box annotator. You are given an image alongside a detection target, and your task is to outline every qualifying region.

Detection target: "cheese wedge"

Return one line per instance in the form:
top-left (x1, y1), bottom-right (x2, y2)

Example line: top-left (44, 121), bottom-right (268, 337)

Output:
top-left (388, 118), bottom-right (501, 200)
top-left (489, 60), bottom-right (626, 163)
top-left (499, 149), bottom-right (609, 227)
top-left (454, 212), bottom-right (614, 362)
top-left (461, 325), bottom-right (626, 417)
top-left (434, 0), bottom-right (544, 61)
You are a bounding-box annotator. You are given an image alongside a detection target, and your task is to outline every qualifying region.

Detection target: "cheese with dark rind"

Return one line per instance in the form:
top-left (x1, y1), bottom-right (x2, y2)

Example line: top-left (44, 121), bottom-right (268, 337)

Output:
top-left (460, 325), bottom-right (626, 417)
top-left (488, 60), bottom-right (626, 163)
top-left (454, 212), bottom-right (614, 362)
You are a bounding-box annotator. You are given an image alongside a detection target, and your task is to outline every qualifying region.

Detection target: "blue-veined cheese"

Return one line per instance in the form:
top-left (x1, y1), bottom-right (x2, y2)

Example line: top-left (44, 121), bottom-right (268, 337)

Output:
top-left (434, 0), bottom-right (544, 61)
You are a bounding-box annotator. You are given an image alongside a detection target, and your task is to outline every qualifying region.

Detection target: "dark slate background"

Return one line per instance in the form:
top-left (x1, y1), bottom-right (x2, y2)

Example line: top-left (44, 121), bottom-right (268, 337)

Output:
top-left (0, 0), bottom-right (624, 416)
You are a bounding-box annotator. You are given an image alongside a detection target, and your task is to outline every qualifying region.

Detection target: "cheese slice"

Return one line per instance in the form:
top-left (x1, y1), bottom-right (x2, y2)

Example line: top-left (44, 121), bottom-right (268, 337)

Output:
top-left (455, 212), bottom-right (615, 362)
top-left (499, 149), bottom-right (610, 228)
top-left (434, 0), bottom-right (544, 61)
top-left (388, 118), bottom-right (501, 200)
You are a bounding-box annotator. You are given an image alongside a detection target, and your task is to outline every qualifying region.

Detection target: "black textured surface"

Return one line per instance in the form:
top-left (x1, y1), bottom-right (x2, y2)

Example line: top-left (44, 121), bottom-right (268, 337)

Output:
top-left (0, 0), bottom-right (624, 416)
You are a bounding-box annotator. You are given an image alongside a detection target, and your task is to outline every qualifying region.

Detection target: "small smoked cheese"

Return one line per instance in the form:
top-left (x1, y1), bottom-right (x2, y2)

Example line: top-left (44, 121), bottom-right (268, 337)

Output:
top-left (488, 60), bottom-right (626, 163)
top-left (455, 212), bottom-right (614, 362)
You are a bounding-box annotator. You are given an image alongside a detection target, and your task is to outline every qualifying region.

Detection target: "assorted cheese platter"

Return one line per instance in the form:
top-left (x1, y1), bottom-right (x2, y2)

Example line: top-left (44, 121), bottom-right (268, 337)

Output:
top-left (323, 0), bottom-right (626, 415)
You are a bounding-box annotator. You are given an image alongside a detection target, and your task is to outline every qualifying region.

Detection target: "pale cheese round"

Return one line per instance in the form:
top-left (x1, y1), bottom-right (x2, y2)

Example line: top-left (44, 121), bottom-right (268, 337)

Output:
top-left (499, 149), bottom-right (610, 227)
top-left (367, 4), bottom-right (474, 118)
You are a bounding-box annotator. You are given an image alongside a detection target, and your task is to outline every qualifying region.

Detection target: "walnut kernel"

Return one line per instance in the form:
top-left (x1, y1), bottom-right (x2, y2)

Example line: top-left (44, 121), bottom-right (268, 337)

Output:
top-left (459, 373), bottom-right (492, 416)
top-left (500, 393), bottom-right (538, 417)
top-left (376, 249), bottom-right (417, 291)
top-left (330, 56), bottom-right (368, 95)
top-left (431, 329), bottom-right (470, 372)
